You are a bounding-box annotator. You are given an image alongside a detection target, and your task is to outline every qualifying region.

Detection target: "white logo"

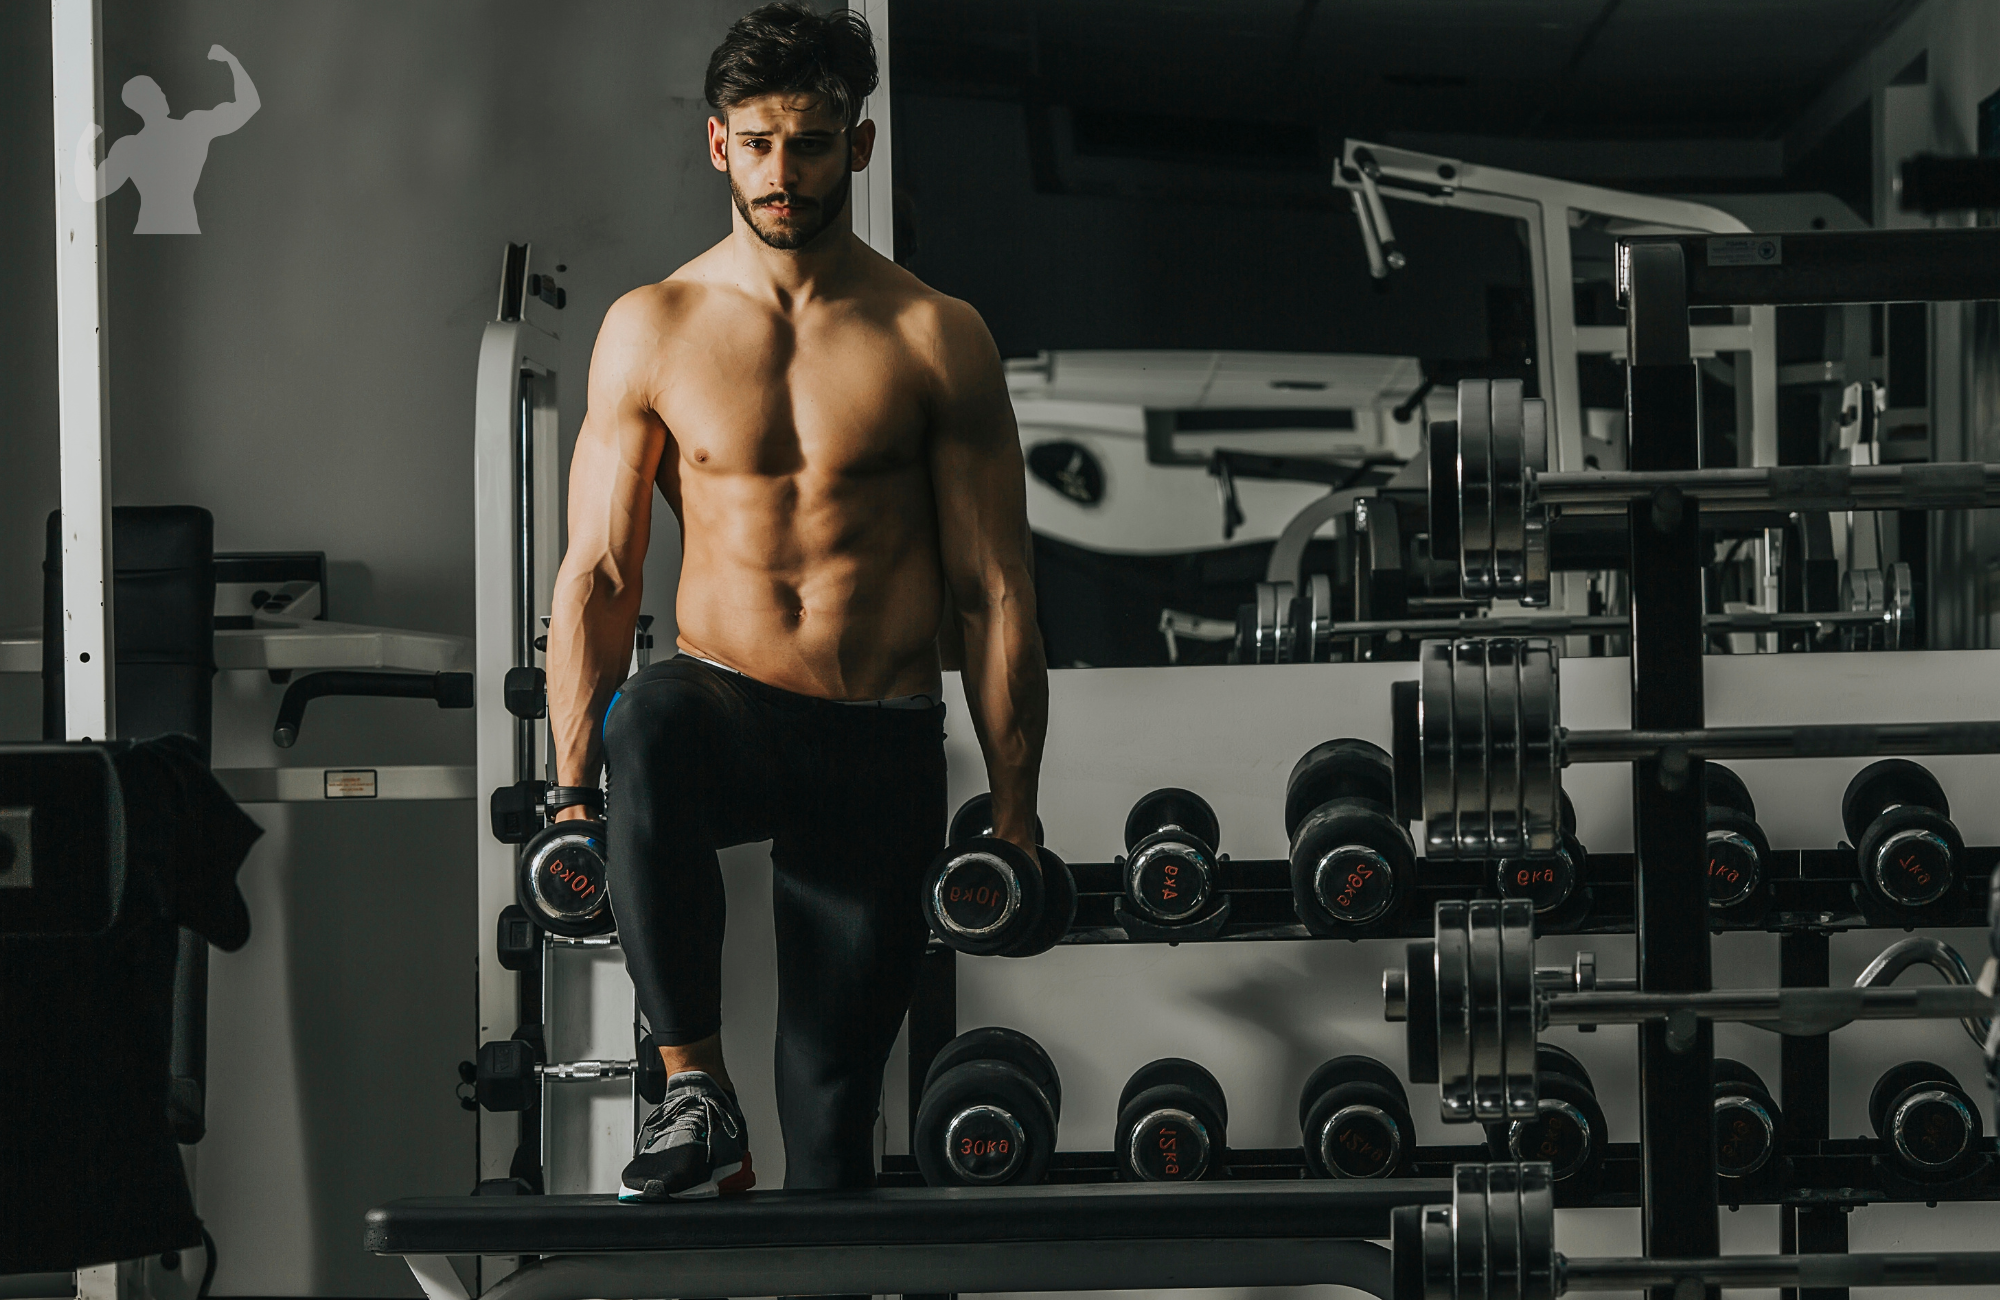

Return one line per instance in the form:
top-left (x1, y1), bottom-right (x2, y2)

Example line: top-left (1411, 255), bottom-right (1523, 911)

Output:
top-left (75, 44), bottom-right (260, 235)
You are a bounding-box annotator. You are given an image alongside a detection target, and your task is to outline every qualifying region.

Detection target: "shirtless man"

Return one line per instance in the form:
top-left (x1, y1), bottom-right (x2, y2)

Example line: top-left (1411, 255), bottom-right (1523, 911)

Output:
top-left (545, 2), bottom-right (1047, 1203)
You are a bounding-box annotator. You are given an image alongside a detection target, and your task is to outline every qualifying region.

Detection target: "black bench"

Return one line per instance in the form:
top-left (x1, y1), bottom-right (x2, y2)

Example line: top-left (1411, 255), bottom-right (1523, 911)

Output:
top-left (365, 1179), bottom-right (1450, 1299)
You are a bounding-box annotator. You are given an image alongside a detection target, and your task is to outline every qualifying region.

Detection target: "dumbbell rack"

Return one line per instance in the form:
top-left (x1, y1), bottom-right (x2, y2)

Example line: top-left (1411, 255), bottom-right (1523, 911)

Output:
top-left (895, 234), bottom-right (2000, 1300)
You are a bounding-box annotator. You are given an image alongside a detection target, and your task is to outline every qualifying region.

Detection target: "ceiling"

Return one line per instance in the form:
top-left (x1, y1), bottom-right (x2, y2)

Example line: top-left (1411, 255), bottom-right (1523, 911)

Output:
top-left (894, 0), bottom-right (1921, 170)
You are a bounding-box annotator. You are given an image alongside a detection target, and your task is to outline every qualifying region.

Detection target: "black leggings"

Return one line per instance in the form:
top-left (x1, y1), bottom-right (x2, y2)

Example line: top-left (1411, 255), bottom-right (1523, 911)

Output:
top-left (601, 656), bottom-right (947, 1189)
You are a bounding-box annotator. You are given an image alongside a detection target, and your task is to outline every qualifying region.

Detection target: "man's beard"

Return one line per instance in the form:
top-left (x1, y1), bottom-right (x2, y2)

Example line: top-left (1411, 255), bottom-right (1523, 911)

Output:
top-left (729, 169), bottom-right (852, 251)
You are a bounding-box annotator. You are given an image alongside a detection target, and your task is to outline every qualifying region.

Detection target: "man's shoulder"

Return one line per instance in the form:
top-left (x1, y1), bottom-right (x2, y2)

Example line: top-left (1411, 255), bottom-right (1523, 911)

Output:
top-left (873, 266), bottom-right (989, 355)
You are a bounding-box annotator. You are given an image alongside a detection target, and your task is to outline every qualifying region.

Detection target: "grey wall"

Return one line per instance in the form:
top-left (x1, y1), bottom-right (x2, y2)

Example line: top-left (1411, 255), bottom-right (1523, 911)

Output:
top-left (4, 2), bottom-right (739, 1293)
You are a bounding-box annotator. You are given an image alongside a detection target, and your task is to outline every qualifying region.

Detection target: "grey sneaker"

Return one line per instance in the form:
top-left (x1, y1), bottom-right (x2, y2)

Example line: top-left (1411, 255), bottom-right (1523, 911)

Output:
top-left (619, 1071), bottom-right (754, 1201)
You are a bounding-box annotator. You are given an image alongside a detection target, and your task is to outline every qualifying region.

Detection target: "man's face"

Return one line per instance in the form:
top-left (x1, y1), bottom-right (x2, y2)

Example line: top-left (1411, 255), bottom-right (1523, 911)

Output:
top-left (707, 93), bottom-right (874, 252)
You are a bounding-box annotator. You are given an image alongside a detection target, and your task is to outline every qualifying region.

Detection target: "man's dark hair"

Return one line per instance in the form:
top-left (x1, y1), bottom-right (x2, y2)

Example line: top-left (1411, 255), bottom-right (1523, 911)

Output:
top-left (705, 3), bottom-right (879, 129)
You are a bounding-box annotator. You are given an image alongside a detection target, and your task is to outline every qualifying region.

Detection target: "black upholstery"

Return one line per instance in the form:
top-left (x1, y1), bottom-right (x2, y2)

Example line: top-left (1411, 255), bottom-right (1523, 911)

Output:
top-left (364, 1179), bottom-right (1450, 1256)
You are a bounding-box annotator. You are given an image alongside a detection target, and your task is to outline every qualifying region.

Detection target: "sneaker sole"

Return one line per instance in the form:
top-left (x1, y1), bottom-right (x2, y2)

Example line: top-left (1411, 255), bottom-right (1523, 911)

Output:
top-left (618, 1156), bottom-right (754, 1203)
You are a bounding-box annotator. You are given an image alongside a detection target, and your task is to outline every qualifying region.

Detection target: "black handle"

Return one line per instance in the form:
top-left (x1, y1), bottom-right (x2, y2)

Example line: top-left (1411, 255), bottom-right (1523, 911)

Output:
top-left (272, 670), bottom-right (474, 747)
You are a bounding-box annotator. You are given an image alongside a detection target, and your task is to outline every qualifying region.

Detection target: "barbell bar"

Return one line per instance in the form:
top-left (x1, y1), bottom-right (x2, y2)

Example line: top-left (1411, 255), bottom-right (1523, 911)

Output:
top-left (1393, 1162), bottom-right (2000, 1300)
top-left (1440, 377), bottom-right (2000, 606)
top-left (1401, 636), bottom-right (2000, 861)
top-left (1239, 564), bottom-right (1911, 665)
top-left (1382, 899), bottom-right (1996, 1123)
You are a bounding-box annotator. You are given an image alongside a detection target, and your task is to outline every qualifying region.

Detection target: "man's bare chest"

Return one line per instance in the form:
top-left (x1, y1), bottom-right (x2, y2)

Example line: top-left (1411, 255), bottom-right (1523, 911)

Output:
top-left (654, 315), bottom-right (930, 479)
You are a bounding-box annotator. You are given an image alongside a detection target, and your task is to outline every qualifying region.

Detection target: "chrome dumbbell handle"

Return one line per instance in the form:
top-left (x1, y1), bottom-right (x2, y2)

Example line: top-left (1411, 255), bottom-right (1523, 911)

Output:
top-left (1531, 462), bottom-right (2000, 516)
top-left (1561, 720), bottom-right (2000, 765)
top-left (539, 1059), bottom-right (636, 1082)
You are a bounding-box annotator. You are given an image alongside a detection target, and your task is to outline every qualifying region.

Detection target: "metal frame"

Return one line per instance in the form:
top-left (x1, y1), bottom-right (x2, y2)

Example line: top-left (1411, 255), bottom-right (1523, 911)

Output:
top-left (51, 0), bottom-right (114, 741)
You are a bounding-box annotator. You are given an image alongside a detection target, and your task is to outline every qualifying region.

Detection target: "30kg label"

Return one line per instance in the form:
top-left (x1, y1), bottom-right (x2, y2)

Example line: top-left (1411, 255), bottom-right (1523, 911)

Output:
top-left (325, 769), bottom-right (378, 799)
top-left (1706, 236), bottom-right (1781, 267)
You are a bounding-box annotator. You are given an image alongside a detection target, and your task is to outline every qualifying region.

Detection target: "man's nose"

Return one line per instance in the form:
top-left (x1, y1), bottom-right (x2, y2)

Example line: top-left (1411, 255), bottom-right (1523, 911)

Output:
top-left (769, 142), bottom-right (805, 188)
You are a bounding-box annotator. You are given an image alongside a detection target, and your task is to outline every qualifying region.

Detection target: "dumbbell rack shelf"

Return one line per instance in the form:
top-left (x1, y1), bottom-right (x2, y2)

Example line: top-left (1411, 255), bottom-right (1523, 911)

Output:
top-left (881, 1138), bottom-right (2000, 1207)
top-left (1043, 847), bottom-right (1999, 944)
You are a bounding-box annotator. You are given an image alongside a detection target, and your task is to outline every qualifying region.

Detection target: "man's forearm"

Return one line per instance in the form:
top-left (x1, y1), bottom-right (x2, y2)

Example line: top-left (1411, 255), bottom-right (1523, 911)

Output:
top-left (957, 583), bottom-right (1047, 850)
top-left (547, 567), bottom-right (642, 788)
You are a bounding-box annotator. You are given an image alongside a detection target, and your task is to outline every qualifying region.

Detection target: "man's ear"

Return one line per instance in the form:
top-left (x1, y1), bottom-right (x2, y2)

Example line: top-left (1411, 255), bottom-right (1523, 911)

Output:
top-left (707, 115), bottom-right (729, 173)
top-left (848, 118), bottom-right (877, 172)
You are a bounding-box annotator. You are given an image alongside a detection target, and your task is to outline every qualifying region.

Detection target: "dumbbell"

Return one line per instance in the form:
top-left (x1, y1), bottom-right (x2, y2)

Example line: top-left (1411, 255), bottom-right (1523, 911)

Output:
top-left (1388, 1161), bottom-right (2000, 1300)
top-left (1285, 739), bottom-right (1417, 935)
top-left (517, 818), bottom-right (613, 937)
top-left (1114, 1058), bottom-right (1228, 1181)
top-left (924, 795), bottom-right (1075, 957)
top-left (1482, 1045), bottom-right (1604, 1187)
top-left (1843, 759), bottom-right (1964, 911)
top-left (1704, 763), bottom-right (1770, 912)
top-left (1493, 792), bottom-right (1585, 916)
top-left (1870, 1061), bottom-right (1985, 1179)
top-left (456, 1037), bottom-right (635, 1112)
top-left (1120, 789), bottom-right (1221, 925)
top-left (913, 1026), bottom-right (1062, 1186)
top-left (1385, 898), bottom-right (1995, 1123)
top-left (1711, 1058), bottom-right (1782, 1179)
top-left (1299, 1055), bottom-right (1416, 1179)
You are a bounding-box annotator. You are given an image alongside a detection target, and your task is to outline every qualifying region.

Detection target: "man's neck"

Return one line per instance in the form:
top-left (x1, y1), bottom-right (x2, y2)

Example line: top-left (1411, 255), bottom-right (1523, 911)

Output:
top-left (725, 212), bottom-right (864, 308)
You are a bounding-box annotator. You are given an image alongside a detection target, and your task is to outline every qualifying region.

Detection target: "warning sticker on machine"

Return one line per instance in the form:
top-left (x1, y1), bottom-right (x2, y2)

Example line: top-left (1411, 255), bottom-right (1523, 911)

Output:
top-left (1706, 236), bottom-right (1782, 267)
top-left (325, 769), bottom-right (378, 799)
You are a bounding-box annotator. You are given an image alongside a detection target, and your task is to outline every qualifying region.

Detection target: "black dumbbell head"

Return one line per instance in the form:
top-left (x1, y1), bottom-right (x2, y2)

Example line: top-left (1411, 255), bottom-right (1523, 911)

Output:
top-left (1870, 1061), bottom-right (1981, 1174)
top-left (923, 1025), bottom-right (1063, 1124)
top-left (517, 819), bottom-right (613, 937)
top-left (1285, 739), bottom-right (1396, 839)
top-left (925, 837), bottom-right (1047, 956)
top-left (1115, 1058), bottom-right (1229, 1182)
top-left (1841, 759), bottom-right (1949, 846)
top-left (1290, 799), bottom-right (1415, 931)
top-left (1858, 804), bottom-right (1962, 910)
top-left (948, 792), bottom-right (1047, 847)
top-left (1492, 1046), bottom-right (1603, 1182)
top-left (1711, 1058), bottom-right (1780, 1178)
top-left (1705, 805), bottom-right (1770, 911)
top-left (1299, 1055), bottom-right (1413, 1179)
top-left (1124, 788), bottom-right (1221, 855)
top-left (1123, 792), bottom-right (1219, 923)
top-left (1119, 1057), bottom-right (1228, 1126)
top-left (1703, 763), bottom-right (1757, 821)
top-left (915, 1058), bottom-right (1058, 1187)
top-left (1005, 847), bottom-right (1077, 958)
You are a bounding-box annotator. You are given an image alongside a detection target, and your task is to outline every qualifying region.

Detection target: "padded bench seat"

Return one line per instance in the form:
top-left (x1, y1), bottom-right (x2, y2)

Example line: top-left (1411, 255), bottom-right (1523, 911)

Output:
top-left (365, 1179), bottom-right (1451, 1300)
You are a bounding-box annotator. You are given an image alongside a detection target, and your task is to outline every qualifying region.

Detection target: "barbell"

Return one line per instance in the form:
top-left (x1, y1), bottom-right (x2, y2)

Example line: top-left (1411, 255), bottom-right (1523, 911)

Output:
top-left (1383, 899), bottom-right (1997, 1124)
top-left (1437, 377), bottom-right (2000, 607)
top-left (1399, 636), bottom-right (2000, 862)
top-left (1391, 1162), bottom-right (2000, 1299)
top-left (1236, 565), bottom-right (1912, 665)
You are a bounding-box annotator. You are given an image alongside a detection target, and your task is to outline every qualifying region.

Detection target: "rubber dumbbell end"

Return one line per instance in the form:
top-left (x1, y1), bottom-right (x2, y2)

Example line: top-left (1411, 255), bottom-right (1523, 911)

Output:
top-left (932, 846), bottom-right (1023, 940)
top-left (1312, 844), bottom-right (1398, 924)
top-left (1712, 1093), bottom-right (1777, 1178)
top-left (1124, 1105), bottom-right (1213, 1181)
top-left (942, 1104), bottom-right (1028, 1183)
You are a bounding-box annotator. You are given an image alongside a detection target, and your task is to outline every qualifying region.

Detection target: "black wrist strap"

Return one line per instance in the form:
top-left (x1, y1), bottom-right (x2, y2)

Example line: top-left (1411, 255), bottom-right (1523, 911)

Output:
top-left (545, 785), bottom-right (604, 816)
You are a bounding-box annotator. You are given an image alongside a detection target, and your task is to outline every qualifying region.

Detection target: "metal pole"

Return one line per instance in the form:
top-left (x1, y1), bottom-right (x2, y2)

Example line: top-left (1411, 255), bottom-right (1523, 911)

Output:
top-left (1622, 238), bottom-right (1718, 1298)
top-left (51, 0), bottom-right (115, 740)
top-left (1562, 720), bottom-right (2000, 764)
top-left (1564, 1251), bottom-right (2000, 1292)
top-left (1534, 463), bottom-right (2000, 513)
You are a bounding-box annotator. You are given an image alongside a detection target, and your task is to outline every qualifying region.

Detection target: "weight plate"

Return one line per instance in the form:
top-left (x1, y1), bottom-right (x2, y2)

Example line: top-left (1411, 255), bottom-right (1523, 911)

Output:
top-left (1419, 641), bottom-right (1461, 860)
top-left (1518, 640), bottom-right (1562, 858)
top-left (1887, 561), bottom-right (1914, 649)
top-left (1451, 641), bottom-right (1493, 859)
top-left (1484, 640), bottom-right (1524, 859)
top-left (1428, 420), bottom-right (1461, 594)
top-left (1489, 379), bottom-right (1527, 599)
top-left (1308, 572), bottom-right (1335, 663)
top-left (1458, 380), bottom-right (1496, 599)
top-left (1498, 899), bottom-right (1539, 1121)
top-left (1435, 901), bottom-right (1474, 1123)
top-left (1520, 397), bottom-right (1551, 607)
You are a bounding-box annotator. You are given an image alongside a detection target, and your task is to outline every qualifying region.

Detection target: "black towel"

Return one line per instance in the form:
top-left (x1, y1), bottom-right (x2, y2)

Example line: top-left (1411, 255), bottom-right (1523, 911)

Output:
top-left (0, 734), bottom-right (262, 1272)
